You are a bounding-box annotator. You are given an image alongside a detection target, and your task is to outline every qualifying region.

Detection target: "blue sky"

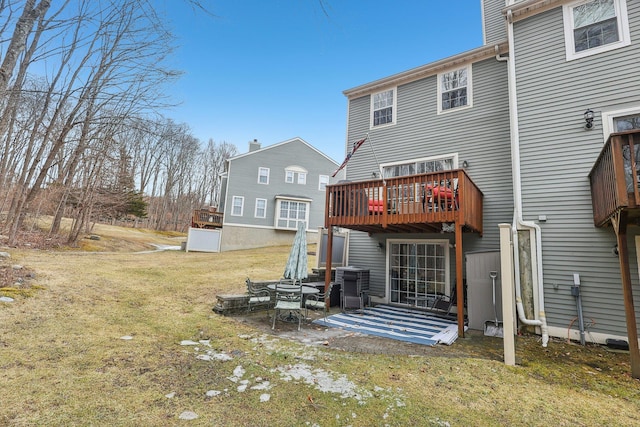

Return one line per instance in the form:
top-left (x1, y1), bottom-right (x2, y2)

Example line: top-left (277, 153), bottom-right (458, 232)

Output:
top-left (162, 1), bottom-right (484, 162)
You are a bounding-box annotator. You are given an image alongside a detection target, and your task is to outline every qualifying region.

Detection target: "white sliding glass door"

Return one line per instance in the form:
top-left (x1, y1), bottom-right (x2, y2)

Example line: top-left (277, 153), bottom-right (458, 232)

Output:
top-left (388, 240), bottom-right (449, 307)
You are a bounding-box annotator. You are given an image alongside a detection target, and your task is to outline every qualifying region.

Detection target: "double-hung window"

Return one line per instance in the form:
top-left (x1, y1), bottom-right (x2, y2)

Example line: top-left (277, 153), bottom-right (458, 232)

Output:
top-left (318, 175), bottom-right (329, 191)
top-left (231, 196), bottom-right (244, 216)
top-left (563, 0), bottom-right (630, 60)
top-left (258, 167), bottom-right (270, 184)
top-left (255, 198), bottom-right (267, 218)
top-left (285, 170), bottom-right (294, 183)
top-left (438, 66), bottom-right (471, 114)
top-left (371, 88), bottom-right (396, 128)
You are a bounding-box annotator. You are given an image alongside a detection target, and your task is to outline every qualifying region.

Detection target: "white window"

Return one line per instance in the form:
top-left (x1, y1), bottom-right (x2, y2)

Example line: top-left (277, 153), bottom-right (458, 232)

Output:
top-left (318, 175), bottom-right (329, 191)
top-left (381, 154), bottom-right (458, 208)
top-left (275, 198), bottom-right (309, 230)
top-left (602, 106), bottom-right (640, 138)
top-left (438, 66), bottom-right (472, 113)
top-left (258, 167), bottom-right (270, 184)
top-left (284, 166), bottom-right (308, 185)
top-left (371, 88), bottom-right (396, 128)
top-left (614, 114), bottom-right (640, 132)
top-left (285, 170), bottom-right (294, 183)
top-left (231, 196), bottom-right (244, 216)
top-left (563, 0), bottom-right (630, 61)
top-left (381, 153), bottom-right (457, 179)
top-left (602, 107), bottom-right (640, 193)
top-left (255, 198), bottom-right (267, 218)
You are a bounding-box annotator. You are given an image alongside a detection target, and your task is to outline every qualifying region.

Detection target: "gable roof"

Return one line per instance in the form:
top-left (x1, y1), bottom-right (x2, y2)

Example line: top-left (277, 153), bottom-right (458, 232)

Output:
top-left (343, 42), bottom-right (509, 99)
top-left (228, 137), bottom-right (339, 166)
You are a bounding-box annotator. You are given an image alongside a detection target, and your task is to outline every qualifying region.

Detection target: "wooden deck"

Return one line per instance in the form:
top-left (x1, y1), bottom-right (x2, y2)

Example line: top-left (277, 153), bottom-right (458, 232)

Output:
top-left (590, 129), bottom-right (640, 227)
top-left (191, 209), bottom-right (223, 229)
top-left (324, 169), bottom-right (483, 235)
top-left (322, 169), bottom-right (483, 338)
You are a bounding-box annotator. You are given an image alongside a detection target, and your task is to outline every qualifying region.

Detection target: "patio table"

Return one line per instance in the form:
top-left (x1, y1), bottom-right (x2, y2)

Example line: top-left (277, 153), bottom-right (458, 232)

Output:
top-left (266, 284), bottom-right (320, 295)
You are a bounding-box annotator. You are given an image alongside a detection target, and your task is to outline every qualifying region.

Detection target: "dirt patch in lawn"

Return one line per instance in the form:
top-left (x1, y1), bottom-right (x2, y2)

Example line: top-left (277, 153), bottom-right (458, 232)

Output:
top-left (233, 308), bottom-right (635, 383)
top-left (239, 308), bottom-right (518, 361)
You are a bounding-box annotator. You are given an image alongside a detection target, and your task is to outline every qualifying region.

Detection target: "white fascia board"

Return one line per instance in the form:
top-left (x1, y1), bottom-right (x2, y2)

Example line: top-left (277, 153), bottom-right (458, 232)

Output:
top-left (343, 42), bottom-right (509, 100)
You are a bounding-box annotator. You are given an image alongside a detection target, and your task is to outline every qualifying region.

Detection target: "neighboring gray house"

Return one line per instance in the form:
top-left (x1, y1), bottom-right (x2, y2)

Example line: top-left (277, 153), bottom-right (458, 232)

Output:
top-left (218, 138), bottom-right (340, 251)
top-left (326, 0), bottom-right (640, 365)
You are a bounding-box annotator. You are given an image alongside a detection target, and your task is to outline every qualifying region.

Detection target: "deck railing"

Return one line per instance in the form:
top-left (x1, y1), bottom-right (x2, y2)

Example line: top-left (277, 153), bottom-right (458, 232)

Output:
top-left (589, 130), bottom-right (640, 227)
top-left (191, 209), bottom-right (224, 229)
top-left (325, 169), bottom-right (483, 234)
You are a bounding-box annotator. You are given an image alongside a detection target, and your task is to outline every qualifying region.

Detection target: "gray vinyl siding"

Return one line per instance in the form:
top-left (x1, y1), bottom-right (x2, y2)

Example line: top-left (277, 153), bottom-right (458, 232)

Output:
top-left (482, 0), bottom-right (507, 45)
top-left (218, 176), bottom-right (228, 212)
top-left (513, 2), bottom-right (640, 336)
top-left (223, 138), bottom-right (338, 232)
top-left (343, 57), bottom-right (512, 298)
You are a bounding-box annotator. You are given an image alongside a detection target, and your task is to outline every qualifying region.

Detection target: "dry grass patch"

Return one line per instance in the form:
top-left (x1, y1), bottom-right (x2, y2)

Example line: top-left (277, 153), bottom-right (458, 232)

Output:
top-left (1, 226), bottom-right (640, 425)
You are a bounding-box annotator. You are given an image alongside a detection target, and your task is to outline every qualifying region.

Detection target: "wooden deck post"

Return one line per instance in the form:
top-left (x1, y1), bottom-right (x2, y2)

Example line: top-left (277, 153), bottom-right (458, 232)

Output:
top-left (324, 226), bottom-right (333, 310)
top-left (456, 221), bottom-right (464, 338)
top-left (612, 211), bottom-right (640, 379)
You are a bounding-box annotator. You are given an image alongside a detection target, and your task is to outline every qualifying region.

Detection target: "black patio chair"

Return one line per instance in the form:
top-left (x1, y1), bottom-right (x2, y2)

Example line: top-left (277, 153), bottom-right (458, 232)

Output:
top-left (427, 284), bottom-right (459, 320)
top-left (305, 282), bottom-right (334, 320)
top-left (272, 281), bottom-right (304, 331)
top-left (245, 278), bottom-right (272, 313)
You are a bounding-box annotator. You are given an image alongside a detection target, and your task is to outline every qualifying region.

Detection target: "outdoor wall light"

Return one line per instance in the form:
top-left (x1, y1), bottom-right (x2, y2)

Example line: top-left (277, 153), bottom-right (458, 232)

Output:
top-left (377, 242), bottom-right (385, 250)
top-left (584, 109), bottom-right (594, 129)
top-left (462, 160), bottom-right (469, 168)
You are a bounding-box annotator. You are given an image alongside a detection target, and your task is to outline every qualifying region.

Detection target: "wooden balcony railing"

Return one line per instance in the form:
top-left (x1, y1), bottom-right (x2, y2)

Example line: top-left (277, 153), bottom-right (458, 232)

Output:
top-left (191, 208), bottom-right (223, 229)
top-left (589, 130), bottom-right (640, 228)
top-left (325, 169), bottom-right (483, 234)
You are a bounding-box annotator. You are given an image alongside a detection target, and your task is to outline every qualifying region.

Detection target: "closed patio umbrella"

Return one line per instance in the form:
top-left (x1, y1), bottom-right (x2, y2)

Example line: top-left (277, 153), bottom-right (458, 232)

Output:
top-left (283, 221), bottom-right (308, 285)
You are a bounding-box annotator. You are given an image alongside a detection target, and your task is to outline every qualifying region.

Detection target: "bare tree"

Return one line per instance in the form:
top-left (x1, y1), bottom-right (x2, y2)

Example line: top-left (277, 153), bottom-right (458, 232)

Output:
top-left (201, 139), bottom-right (237, 207)
top-left (0, 0), bottom-right (246, 242)
top-left (0, 0), bottom-right (52, 92)
top-left (0, 0), bottom-right (180, 244)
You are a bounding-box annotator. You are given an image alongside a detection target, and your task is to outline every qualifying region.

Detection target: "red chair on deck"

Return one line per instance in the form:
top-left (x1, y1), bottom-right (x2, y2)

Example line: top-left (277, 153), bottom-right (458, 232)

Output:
top-left (368, 199), bottom-right (385, 214)
top-left (425, 183), bottom-right (458, 211)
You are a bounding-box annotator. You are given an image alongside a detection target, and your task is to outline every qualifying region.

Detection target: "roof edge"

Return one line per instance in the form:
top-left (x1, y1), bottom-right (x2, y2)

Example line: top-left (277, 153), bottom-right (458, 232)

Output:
top-left (342, 41), bottom-right (509, 99)
top-left (228, 137), bottom-right (339, 166)
top-left (503, 0), bottom-right (564, 22)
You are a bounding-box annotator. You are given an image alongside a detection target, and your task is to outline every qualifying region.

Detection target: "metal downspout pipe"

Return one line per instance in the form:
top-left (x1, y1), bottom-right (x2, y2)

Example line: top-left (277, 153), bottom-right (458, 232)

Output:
top-left (504, 9), bottom-right (549, 347)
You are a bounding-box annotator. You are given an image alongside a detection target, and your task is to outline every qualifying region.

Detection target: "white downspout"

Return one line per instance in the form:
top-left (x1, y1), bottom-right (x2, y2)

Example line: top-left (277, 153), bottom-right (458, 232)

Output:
top-left (502, 9), bottom-right (549, 347)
